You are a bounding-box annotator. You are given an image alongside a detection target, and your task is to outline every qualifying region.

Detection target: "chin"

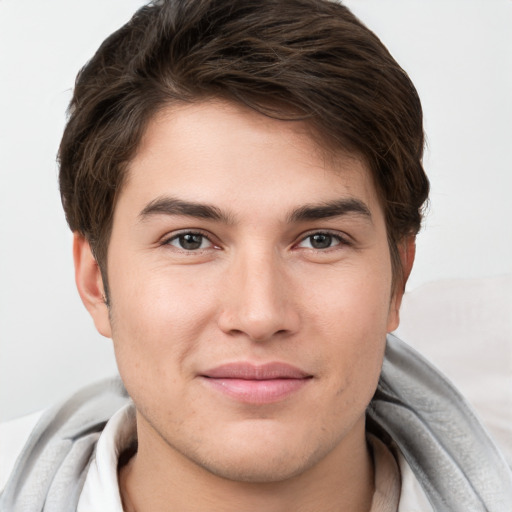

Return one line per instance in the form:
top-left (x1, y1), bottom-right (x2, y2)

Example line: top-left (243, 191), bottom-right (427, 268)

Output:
top-left (182, 426), bottom-right (335, 484)
top-left (196, 449), bottom-right (318, 484)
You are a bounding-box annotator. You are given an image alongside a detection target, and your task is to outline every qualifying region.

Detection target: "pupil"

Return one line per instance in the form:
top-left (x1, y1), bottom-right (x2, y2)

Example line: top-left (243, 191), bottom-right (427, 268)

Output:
top-left (311, 234), bottom-right (331, 249)
top-left (180, 234), bottom-right (202, 250)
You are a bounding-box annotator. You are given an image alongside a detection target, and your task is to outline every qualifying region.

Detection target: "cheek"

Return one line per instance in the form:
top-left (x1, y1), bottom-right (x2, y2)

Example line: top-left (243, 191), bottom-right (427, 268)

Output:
top-left (107, 265), bottom-right (217, 387)
top-left (306, 261), bottom-right (391, 391)
top-left (307, 258), bottom-right (393, 333)
top-left (317, 312), bottom-right (386, 441)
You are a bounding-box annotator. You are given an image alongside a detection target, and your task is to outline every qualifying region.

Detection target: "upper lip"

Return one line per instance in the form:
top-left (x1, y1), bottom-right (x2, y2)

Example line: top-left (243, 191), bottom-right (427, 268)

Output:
top-left (201, 362), bottom-right (311, 380)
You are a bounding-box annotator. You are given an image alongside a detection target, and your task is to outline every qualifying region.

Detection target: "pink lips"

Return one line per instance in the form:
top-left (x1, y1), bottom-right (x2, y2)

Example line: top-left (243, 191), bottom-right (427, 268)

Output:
top-left (200, 362), bottom-right (312, 404)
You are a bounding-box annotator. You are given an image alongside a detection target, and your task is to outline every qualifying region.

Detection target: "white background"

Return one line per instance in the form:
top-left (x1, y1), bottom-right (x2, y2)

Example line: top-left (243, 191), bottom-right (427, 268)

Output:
top-left (1, 0), bottom-right (511, 421)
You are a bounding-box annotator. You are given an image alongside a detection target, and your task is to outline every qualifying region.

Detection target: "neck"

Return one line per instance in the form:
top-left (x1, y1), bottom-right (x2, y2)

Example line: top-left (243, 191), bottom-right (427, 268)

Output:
top-left (119, 415), bottom-right (374, 512)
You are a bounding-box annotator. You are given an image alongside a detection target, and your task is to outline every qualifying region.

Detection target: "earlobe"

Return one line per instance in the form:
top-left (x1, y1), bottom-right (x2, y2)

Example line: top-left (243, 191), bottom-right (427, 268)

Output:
top-left (73, 234), bottom-right (112, 338)
top-left (387, 236), bottom-right (416, 332)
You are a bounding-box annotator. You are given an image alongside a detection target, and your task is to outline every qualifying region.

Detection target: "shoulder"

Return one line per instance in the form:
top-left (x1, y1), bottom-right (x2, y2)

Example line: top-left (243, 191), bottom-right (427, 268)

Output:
top-left (0, 410), bottom-right (44, 492)
top-left (371, 334), bottom-right (512, 510)
top-left (0, 377), bottom-right (129, 510)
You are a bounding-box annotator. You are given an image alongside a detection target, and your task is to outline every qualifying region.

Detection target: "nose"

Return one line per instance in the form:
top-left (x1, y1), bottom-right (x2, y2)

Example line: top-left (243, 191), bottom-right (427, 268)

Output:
top-left (217, 250), bottom-right (300, 342)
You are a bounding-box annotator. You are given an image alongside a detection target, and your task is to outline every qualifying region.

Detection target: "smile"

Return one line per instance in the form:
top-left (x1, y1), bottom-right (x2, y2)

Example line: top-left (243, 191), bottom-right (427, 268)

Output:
top-left (200, 362), bottom-right (313, 404)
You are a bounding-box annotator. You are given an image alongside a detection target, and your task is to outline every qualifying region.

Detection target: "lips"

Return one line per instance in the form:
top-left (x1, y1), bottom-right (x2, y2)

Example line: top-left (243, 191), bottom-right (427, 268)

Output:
top-left (200, 362), bottom-right (312, 404)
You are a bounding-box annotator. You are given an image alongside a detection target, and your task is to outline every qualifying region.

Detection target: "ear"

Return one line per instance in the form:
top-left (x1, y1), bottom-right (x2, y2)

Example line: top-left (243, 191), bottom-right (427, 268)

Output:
top-left (73, 233), bottom-right (112, 338)
top-left (386, 236), bottom-right (416, 332)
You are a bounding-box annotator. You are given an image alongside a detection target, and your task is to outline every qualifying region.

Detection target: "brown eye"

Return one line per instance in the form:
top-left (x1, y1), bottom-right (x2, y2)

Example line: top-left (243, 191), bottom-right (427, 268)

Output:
top-left (167, 233), bottom-right (212, 251)
top-left (310, 234), bottom-right (333, 249)
top-left (297, 232), bottom-right (343, 250)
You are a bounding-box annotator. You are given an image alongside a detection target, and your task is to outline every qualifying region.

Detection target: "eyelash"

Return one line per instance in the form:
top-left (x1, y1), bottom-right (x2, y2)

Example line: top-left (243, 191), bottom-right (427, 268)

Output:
top-left (295, 231), bottom-right (351, 251)
top-left (161, 230), bottom-right (350, 253)
top-left (161, 230), bottom-right (216, 252)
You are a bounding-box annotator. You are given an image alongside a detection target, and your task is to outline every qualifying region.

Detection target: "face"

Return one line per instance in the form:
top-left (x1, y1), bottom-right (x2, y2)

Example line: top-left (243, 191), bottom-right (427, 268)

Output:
top-left (79, 100), bottom-right (406, 483)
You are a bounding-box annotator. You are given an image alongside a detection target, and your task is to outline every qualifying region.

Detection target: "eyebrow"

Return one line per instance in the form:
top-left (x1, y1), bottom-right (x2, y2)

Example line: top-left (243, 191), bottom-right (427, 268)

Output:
top-left (139, 197), bottom-right (233, 223)
top-left (138, 196), bottom-right (372, 225)
top-left (288, 198), bottom-right (372, 223)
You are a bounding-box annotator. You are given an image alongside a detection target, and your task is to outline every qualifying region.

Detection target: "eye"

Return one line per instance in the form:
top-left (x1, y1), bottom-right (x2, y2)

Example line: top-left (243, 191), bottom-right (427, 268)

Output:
top-left (297, 232), bottom-right (344, 250)
top-left (166, 232), bottom-right (213, 251)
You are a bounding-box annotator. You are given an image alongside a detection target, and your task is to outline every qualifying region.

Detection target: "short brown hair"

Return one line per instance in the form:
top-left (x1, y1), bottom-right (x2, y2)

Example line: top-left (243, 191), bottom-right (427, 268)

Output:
top-left (59, 0), bottom-right (429, 279)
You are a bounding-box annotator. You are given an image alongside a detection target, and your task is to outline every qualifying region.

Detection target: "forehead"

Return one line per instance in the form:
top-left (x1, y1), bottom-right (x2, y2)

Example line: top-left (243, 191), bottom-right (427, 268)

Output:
top-left (118, 100), bottom-right (382, 223)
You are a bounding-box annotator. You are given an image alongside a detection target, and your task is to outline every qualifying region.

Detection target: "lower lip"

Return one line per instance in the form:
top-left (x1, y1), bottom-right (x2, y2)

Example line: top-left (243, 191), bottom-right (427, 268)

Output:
top-left (201, 377), bottom-right (310, 404)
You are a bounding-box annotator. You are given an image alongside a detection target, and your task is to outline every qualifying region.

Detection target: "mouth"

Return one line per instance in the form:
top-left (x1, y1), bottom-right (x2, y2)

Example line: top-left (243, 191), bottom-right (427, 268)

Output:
top-left (199, 362), bottom-right (313, 404)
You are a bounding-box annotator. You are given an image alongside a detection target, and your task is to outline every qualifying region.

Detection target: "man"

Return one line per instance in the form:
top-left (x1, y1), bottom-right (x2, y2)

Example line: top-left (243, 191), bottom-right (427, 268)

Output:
top-left (1, 0), bottom-right (511, 511)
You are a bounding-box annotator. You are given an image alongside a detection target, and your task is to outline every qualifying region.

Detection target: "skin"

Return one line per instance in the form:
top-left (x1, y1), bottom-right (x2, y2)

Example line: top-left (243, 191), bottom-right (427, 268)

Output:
top-left (75, 100), bottom-right (414, 512)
